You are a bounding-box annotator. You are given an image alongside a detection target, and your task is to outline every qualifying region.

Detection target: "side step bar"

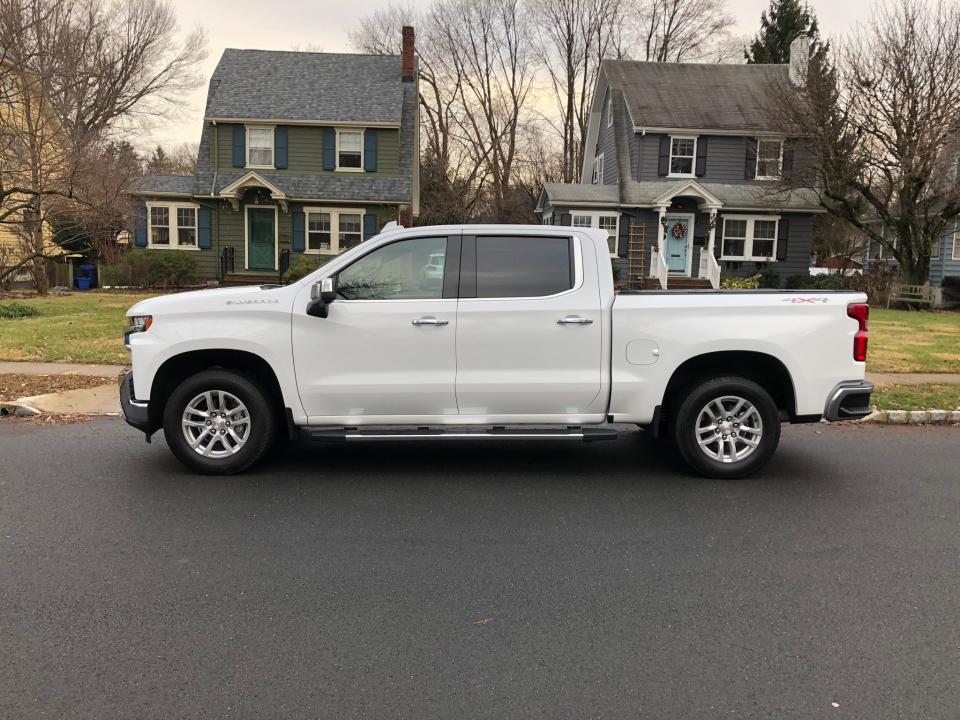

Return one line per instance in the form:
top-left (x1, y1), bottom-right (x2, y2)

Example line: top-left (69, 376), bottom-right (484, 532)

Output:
top-left (305, 426), bottom-right (619, 443)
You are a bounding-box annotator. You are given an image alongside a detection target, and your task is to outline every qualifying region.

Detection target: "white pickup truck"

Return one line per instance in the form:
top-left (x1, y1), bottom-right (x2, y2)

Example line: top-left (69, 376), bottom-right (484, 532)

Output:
top-left (121, 223), bottom-right (873, 479)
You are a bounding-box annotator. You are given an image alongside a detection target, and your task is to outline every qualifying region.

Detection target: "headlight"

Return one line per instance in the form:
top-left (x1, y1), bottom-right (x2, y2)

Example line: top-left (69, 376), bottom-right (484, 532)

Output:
top-left (124, 315), bottom-right (153, 349)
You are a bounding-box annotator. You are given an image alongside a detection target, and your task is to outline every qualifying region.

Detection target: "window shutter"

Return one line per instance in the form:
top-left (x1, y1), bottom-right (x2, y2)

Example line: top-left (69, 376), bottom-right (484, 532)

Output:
top-left (364, 129), bottom-right (378, 172)
top-left (274, 126), bottom-right (288, 169)
top-left (559, 213), bottom-right (572, 226)
top-left (777, 218), bottom-right (789, 261)
top-left (323, 128), bottom-right (336, 170)
top-left (292, 211), bottom-right (305, 252)
top-left (695, 137), bottom-right (708, 177)
top-left (745, 138), bottom-right (758, 180)
top-left (362, 213), bottom-right (377, 240)
top-left (134, 204), bottom-right (147, 247)
top-left (658, 136), bottom-right (670, 176)
top-left (198, 207), bottom-right (212, 249)
top-left (232, 126), bottom-right (246, 168)
top-left (782, 140), bottom-right (794, 173)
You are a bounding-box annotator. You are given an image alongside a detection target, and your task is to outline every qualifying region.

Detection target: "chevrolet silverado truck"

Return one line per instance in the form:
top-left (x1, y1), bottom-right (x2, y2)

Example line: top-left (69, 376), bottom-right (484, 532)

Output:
top-left (120, 223), bottom-right (873, 479)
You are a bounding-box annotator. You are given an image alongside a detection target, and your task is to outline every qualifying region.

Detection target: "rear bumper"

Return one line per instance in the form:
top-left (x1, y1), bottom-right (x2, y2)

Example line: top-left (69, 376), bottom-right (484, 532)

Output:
top-left (119, 370), bottom-right (156, 436)
top-left (824, 380), bottom-right (874, 421)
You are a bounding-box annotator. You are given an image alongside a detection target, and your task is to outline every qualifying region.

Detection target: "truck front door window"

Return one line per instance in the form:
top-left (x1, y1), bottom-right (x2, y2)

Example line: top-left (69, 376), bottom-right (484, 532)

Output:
top-left (338, 236), bottom-right (447, 300)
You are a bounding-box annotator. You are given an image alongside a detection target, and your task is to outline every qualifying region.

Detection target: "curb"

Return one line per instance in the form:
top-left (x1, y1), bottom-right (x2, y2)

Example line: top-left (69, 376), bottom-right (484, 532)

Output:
top-left (859, 409), bottom-right (960, 425)
top-left (0, 401), bottom-right (42, 417)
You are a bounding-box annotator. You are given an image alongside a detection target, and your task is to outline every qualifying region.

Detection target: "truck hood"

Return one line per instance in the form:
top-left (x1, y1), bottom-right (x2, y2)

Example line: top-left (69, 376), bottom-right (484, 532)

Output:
top-left (126, 284), bottom-right (292, 317)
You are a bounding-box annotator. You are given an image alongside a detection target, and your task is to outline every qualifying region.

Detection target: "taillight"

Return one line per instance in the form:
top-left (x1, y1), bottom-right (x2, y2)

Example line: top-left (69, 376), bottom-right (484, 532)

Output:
top-left (847, 303), bottom-right (869, 362)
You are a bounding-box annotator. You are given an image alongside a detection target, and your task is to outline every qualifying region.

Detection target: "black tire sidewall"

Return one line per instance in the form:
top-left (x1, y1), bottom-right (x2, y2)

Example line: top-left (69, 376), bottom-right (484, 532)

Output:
top-left (162, 369), bottom-right (276, 475)
top-left (673, 376), bottom-right (781, 479)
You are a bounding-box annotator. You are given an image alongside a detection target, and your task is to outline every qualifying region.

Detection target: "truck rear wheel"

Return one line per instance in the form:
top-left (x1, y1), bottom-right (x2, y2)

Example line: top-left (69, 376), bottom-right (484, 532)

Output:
top-left (672, 376), bottom-right (780, 479)
top-left (162, 369), bottom-right (277, 475)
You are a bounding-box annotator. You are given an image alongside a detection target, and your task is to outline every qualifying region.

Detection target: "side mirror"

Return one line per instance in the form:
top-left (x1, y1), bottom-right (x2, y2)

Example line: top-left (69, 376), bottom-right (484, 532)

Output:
top-left (307, 277), bottom-right (337, 318)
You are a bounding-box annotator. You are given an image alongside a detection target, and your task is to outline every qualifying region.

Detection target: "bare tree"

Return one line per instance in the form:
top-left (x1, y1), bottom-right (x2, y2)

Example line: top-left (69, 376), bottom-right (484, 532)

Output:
top-left (145, 142), bottom-right (198, 175)
top-left (770, 0), bottom-right (960, 284)
top-left (0, 0), bottom-right (206, 293)
top-left (626, 0), bottom-right (736, 63)
top-left (531, 0), bottom-right (625, 183)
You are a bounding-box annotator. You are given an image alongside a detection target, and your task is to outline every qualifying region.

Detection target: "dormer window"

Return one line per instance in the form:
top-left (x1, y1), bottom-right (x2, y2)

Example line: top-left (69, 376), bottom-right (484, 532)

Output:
top-left (669, 136), bottom-right (696, 177)
top-left (337, 129), bottom-right (364, 170)
top-left (756, 139), bottom-right (784, 179)
top-left (246, 126), bottom-right (274, 168)
top-left (592, 153), bottom-right (604, 184)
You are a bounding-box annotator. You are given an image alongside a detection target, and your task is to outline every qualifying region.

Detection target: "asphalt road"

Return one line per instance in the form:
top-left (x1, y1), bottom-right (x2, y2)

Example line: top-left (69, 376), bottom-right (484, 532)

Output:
top-left (1, 419), bottom-right (958, 719)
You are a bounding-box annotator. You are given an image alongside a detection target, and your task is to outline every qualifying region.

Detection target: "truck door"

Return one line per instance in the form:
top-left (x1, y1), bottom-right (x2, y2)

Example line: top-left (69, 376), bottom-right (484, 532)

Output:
top-left (292, 233), bottom-right (460, 420)
top-left (454, 233), bottom-right (604, 418)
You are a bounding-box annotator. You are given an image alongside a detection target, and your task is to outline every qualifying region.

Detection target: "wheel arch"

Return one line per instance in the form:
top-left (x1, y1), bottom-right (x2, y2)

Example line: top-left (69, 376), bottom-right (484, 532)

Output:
top-left (658, 350), bottom-right (798, 433)
top-left (148, 349), bottom-right (287, 432)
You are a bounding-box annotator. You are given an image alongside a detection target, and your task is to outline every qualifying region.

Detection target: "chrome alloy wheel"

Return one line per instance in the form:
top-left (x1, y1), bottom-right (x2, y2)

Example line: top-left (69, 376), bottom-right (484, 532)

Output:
top-left (181, 390), bottom-right (252, 458)
top-left (695, 395), bottom-right (763, 464)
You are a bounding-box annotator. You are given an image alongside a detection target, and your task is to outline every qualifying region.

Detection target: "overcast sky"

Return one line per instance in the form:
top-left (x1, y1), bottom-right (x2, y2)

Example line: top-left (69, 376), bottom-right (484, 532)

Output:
top-left (143, 0), bottom-right (875, 152)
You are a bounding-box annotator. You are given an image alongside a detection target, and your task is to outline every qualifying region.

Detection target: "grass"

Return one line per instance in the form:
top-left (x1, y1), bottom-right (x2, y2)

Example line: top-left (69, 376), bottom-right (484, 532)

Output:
top-left (0, 292), bottom-right (154, 365)
top-left (872, 383), bottom-right (960, 411)
top-left (869, 309), bottom-right (960, 374)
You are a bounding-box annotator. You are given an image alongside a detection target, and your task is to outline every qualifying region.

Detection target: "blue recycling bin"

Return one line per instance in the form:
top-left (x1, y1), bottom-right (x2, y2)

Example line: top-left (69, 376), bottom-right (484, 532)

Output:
top-left (75, 276), bottom-right (91, 290)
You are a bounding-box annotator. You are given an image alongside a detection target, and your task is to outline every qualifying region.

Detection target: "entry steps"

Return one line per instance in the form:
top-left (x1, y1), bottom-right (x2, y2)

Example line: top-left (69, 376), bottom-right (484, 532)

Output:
top-left (304, 425), bottom-right (619, 443)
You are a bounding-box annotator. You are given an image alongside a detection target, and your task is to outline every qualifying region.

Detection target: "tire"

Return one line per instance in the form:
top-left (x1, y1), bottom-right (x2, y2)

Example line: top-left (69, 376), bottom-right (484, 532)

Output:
top-left (162, 369), bottom-right (277, 475)
top-left (672, 375), bottom-right (780, 479)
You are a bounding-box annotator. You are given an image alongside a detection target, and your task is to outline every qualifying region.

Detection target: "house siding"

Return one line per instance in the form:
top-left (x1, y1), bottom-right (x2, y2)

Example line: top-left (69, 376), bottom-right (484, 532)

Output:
top-left (595, 90), bottom-right (619, 185)
top-left (929, 222), bottom-right (960, 286)
top-left (214, 124), bottom-right (401, 176)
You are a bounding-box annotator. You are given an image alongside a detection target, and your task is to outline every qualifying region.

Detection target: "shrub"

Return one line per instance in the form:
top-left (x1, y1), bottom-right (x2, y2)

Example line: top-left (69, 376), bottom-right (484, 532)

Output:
top-left (282, 254), bottom-right (337, 284)
top-left (0, 301), bottom-right (40, 319)
top-left (720, 273), bottom-right (761, 289)
top-left (100, 263), bottom-right (132, 288)
top-left (758, 266), bottom-right (781, 289)
top-left (101, 250), bottom-right (199, 289)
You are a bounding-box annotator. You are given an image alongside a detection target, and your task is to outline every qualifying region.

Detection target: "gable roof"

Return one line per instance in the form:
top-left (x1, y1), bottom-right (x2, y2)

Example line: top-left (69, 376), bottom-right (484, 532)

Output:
top-left (129, 175), bottom-right (194, 196)
top-left (602, 60), bottom-right (789, 133)
top-left (204, 49), bottom-right (405, 125)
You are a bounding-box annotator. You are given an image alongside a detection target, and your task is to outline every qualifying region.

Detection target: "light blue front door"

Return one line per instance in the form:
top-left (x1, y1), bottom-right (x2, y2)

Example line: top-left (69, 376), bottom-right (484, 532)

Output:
top-left (664, 216), bottom-right (692, 273)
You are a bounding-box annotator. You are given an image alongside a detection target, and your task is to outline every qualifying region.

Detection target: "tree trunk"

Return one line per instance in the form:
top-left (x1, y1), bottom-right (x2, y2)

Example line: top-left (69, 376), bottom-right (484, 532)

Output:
top-left (30, 220), bottom-right (49, 296)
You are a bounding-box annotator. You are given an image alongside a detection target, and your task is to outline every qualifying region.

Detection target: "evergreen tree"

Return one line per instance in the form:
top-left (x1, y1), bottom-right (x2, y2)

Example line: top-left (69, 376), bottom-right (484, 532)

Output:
top-left (745, 0), bottom-right (820, 64)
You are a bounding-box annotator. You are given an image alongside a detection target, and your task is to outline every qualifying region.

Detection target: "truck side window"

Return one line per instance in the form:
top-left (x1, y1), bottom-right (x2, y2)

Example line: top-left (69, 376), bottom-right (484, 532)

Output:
top-left (475, 236), bottom-right (573, 298)
top-left (337, 236), bottom-right (447, 300)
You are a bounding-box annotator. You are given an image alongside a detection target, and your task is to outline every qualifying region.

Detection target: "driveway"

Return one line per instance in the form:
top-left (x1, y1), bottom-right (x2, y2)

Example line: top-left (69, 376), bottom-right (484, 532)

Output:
top-left (1, 419), bottom-right (958, 719)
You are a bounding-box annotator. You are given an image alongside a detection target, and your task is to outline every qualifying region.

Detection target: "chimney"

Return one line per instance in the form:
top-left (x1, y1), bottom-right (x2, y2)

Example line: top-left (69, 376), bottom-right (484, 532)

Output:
top-left (402, 26), bottom-right (415, 82)
top-left (789, 34), bottom-right (811, 85)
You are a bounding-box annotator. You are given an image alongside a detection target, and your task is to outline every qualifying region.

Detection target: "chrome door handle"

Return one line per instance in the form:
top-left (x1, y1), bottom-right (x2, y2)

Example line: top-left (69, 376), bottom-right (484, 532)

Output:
top-left (412, 316), bottom-right (449, 326)
top-left (557, 316), bottom-right (593, 325)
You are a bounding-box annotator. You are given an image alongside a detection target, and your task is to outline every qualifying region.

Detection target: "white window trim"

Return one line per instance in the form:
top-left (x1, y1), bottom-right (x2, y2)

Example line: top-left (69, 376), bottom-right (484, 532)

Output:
top-left (569, 210), bottom-right (619, 257)
top-left (592, 153), bottom-right (605, 184)
top-left (245, 125), bottom-right (275, 170)
top-left (720, 214), bottom-right (780, 262)
top-left (953, 226), bottom-right (960, 260)
top-left (302, 207), bottom-right (366, 255)
top-left (668, 135), bottom-right (698, 179)
top-left (606, 93), bottom-right (613, 128)
top-left (931, 233), bottom-right (941, 259)
top-left (755, 139), bottom-right (784, 181)
top-left (335, 128), bottom-right (365, 173)
top-left (145, 201), bottom-right (201, 250)
top-left (243, 204), bottom-right (278, 270)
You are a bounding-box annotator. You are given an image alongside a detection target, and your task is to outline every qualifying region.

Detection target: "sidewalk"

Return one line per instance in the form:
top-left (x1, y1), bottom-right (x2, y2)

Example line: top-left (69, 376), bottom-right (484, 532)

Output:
top-left (0, 361), bottom-right (126, 377)
top-left (866, 372), bottom-right (960, 386)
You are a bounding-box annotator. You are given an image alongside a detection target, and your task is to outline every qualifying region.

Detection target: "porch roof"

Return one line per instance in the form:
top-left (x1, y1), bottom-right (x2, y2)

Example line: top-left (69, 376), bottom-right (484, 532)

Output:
top-left (539, 183), bottom-right (619, 209)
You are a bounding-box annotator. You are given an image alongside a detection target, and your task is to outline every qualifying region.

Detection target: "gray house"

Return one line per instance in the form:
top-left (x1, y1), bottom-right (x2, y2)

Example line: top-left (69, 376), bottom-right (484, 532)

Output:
top-left (536, 37), bottom-right (821, 289)
top-left (862, 220), bottom-right (960, 288)
top-left (130, 27), bottom-right (419, 284)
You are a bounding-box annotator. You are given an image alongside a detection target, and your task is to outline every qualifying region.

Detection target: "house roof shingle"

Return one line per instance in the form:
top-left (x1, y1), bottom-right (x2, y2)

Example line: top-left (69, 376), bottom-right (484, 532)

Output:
top-left (204, 49), bottom-right (405, 124)
top-left (130, 175), bottom-right (195, 195)
top-left (603, 60), bottom-right (788, 133)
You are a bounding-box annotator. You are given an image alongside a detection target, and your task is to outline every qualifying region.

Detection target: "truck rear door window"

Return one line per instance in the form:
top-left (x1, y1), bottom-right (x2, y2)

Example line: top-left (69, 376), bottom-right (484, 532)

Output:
top-left (475, 236), bottom-right (573, 298)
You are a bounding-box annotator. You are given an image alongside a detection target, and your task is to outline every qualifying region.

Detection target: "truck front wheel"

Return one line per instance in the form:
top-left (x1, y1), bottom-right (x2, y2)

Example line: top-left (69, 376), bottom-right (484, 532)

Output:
top-left (162, 369), bottom-right (277, 475)
top-left (672, 376), bottom-right (780, 479)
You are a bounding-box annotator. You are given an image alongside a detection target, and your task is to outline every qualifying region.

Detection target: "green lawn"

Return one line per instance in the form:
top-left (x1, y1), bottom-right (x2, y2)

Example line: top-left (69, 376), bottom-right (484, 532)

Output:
top-left (869, 309), bottom-right (960, 374)
top-left (0, 292), bottom-right (154, 365)
top-left (872, 383), bottom-right (960, 411)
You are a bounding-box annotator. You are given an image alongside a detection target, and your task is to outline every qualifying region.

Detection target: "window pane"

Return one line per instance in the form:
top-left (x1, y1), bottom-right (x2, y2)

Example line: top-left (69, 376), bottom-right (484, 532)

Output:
top-left (307, 212), bottom-right (331, 251)
top-left (722, 219), bottom-right (747, 257)
top-left (338, 236), bottom-right (447, 300)
top-left (150, 207), bottom-right (168, 226)
top-left (248, 128), bottom-right (273, 166)
top-left (338, 213), bottom-right (362, 250)
top-left (757, 140), bottom-right (782, 178)
top-left (598, 217), bottom-right (617, 234)
top-left (572, 215), bottom-right (592, 228)
top-left (338, 131), bottom-right (362, 168)
top-left (150, 207), bottom-right (169, 245)
top-left (476, 236), bottom-right (573, 298)
top-left (339, 131), bottom-right (362, 152)
top-left (754, 220), bottom-right (776, 239)
top-left (670, 156), bottom-right (693, 174)
top-left (672, 138), bottom-right (694, 156)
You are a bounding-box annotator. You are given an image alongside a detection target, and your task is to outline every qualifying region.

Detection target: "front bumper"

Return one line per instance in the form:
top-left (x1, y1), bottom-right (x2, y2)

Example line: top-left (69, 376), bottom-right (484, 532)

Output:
top-left (119, 370), bottom-right (155, 436)
top-left (824, 380), bottom-right (874, 421)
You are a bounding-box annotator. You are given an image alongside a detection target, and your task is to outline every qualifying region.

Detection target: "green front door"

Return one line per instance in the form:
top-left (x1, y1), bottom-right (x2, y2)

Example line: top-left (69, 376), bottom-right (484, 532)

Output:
top-left (247, 207), bottom-right (275, 270)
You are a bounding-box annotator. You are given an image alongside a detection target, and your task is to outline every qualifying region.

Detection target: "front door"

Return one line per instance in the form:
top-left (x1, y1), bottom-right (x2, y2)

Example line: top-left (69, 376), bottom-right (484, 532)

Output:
top-left (664, 215), bottom-right (693, 274)
top-left (247, 207), bottom-right (275, 270)
top-left (292, 234), bottom-right (459, 420)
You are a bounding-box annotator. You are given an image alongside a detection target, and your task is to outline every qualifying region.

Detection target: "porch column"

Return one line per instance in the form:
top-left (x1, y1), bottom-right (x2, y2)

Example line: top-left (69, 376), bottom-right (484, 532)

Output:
top-left (707, 209), bottom-right (718, 256)
top-left (652, 205), bottom-right (667, 277)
